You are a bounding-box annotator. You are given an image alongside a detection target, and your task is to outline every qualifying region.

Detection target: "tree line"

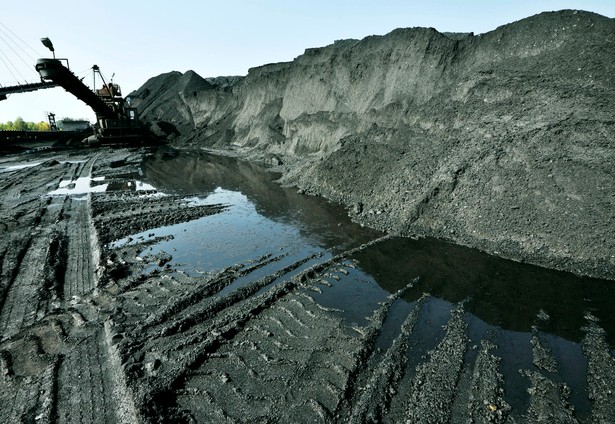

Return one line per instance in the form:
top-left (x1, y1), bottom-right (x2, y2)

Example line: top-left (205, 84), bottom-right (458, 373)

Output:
top-left (0, 117), bottom-right (50, 131)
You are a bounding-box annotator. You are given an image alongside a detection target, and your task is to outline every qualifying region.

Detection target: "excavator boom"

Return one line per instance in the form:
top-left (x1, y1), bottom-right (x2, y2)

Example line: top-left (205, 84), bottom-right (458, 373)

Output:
top-left (35, 58), bottom-right (119, 119)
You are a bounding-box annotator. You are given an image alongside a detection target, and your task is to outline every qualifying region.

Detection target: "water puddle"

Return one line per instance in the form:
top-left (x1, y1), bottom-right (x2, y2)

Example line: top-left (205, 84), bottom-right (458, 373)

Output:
top-left (140, 150), bottom-right (381, 251)
top-left (129, 151), bottom-right (615, 338)
top-left (48, 175), bottom-right (158, 197)
top-left (127, 150), bottom-right (614, 336)
top-left (0, 159), bottom-right (88, 173)
top-left (48, 176), bottom-right (108, 195)
top-left (106, 178), bottom-right (158, 193)
top-left (112, 186), bottom-right (326, 277)
top-left (350, 236), bottom-right (615, 345)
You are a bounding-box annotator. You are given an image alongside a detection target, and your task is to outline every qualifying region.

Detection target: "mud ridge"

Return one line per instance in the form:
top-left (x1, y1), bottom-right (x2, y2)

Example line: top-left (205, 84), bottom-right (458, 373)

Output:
top-left (467, 340), bottom-right (511, 423)
top-left (582, 313), bottom-right (615, 423)
top-left (404, 302), bottom-right (469, 423)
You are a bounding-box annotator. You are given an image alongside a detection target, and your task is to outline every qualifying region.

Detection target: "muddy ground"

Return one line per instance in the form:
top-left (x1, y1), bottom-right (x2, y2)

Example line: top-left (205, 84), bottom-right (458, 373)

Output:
top-left (0, 147), bottom-right (613, 423)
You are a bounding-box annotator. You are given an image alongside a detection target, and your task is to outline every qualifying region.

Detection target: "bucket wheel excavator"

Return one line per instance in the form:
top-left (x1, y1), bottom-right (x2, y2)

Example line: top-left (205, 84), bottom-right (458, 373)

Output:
top-left (1, 37), bottom-right (156, 146)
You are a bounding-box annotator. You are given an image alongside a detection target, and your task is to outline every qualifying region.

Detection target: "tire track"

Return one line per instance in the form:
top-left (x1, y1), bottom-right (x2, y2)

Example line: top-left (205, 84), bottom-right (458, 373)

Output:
top-left (0, 374), bottom-right (44, 423)
top-left (57, 331), bottom-right (119, 424)
top-left (523, 369), bottom-right (578, 424)
top-left (466, 340), bottom-right (511, 423)
top-left (1, 149), bottom-right (613, 423)
top-left (63, 198), bottom-right (96, 298)
top-left (62, 156), bottom-right (99, 299)
top-left (0, 230), bottom-right (51, 340)
top-left (53, 154), bottom-right (139, 423)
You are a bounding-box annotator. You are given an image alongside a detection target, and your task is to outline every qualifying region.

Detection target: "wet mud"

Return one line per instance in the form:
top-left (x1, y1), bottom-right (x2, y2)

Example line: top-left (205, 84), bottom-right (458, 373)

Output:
top-left (0, 148), bottom-right (613, 423)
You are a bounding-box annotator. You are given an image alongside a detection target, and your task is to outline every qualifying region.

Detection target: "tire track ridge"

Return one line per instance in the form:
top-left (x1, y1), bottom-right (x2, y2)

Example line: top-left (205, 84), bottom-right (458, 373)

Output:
top-left (521, 313), bottom-right (578, 423)
top-left (333, 279), bottom-right (419, 421)
top-left (155, 252), bottom-right (322, 338)
top-left (133, 258), bottom-right (280, 334)
top-left (347, 293), bottom-right (427, 423)
top-left (522, 369), bottom-right (578, 424)
top-left (103, 322), bottom-right (140, 424)
top-left (582, 312), bottom-right (615, 424)
top-left (466, 339), bottom-right (511, 424)
top-left (33, 357), bottom-right (60, 424)
top-left (404, 300), bottom-right (469, 424)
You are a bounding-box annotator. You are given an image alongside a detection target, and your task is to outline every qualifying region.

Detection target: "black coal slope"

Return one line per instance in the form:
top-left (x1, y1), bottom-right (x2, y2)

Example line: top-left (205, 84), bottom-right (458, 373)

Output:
top-left (130, 10), bottom-right (615, 279)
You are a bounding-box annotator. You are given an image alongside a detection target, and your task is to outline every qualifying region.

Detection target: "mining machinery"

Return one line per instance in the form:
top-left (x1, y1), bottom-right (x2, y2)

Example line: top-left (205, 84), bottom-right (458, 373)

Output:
top-left (1, 37), bottom-right (154, 146)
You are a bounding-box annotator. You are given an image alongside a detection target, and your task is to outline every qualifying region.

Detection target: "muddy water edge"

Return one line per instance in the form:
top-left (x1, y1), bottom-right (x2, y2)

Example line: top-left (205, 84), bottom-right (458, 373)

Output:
top-left (0, 147), bottom-right (613, 423)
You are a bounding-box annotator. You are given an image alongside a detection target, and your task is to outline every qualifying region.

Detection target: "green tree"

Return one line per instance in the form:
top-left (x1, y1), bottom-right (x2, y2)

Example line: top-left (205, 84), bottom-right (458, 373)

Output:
top-left (33, 122), bottom-right (50, 131)
top-left (0, 118), bottom-right (51, 131)
top-left (12, 117), bottom-right (26, 131)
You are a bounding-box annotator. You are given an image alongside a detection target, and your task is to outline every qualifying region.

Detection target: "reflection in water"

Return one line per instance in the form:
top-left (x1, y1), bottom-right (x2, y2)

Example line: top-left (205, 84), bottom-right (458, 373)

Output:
top-left (141, 150), bottom-right (614, 347)
top-left (106, 179), bottom-right (157, 192)
top-left (48, 176), bottom-right (155, 197)
top-left (143, 150), bottom-right (382, 252)
top-left (119, 187), bottom-right (326, 277)
top-left (48, 176), bottom-right (108, 195)
top-left (352, 237), bottom-right (615, 346)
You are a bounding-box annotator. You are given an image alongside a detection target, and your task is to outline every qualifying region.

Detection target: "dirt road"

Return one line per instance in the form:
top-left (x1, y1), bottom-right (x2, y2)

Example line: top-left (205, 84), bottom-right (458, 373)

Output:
top-left (0, 148), bottom-right (613, 423)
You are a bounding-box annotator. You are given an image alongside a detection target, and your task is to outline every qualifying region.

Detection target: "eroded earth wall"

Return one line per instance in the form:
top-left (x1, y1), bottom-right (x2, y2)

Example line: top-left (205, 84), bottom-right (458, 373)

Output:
top-left (130, 10), bottom-right (615, 279)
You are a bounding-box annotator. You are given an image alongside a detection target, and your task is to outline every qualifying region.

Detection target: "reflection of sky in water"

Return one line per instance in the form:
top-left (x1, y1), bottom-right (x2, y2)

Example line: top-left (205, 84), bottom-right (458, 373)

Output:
top-left (48, 176), bottom-right (108, 195)
top-left (113, 187), bottom-right (324, 276)
top-left (112, 185), bottom-right (391, 329)
top-left (135, 181), bottom-right (156, 191)
top-left (48, 177), bottom-right (157, 196)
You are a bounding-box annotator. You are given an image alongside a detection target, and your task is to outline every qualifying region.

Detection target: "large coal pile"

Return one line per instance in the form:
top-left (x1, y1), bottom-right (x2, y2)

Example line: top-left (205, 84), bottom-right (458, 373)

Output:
top-left (129, 10), bottom-right (615, 280)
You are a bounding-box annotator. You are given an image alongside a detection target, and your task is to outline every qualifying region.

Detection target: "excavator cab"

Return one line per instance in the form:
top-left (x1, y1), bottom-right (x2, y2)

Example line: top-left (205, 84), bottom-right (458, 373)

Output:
top-left (96, 83), bottom-right (122, 99)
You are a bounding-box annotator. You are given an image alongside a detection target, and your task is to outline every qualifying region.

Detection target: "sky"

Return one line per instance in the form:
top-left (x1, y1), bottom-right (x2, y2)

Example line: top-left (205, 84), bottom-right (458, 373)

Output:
top-left (1, 0), bottom-right (614, 123)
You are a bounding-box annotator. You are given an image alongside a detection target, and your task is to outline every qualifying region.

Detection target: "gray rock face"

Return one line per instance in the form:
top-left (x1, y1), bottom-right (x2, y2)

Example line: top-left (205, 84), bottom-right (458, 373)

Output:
top-left (130, 10), bottom-right (615, 279)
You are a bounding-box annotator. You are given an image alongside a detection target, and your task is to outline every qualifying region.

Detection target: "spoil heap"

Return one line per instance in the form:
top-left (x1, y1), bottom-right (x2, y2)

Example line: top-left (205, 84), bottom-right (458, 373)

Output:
top-left (130, 10), bottom-right (615, 279)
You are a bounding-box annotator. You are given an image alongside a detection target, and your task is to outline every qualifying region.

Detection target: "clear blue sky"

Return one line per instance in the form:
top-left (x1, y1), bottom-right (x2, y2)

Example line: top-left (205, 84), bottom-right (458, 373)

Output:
top-left (1, 0), bottom-right (614, 123)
